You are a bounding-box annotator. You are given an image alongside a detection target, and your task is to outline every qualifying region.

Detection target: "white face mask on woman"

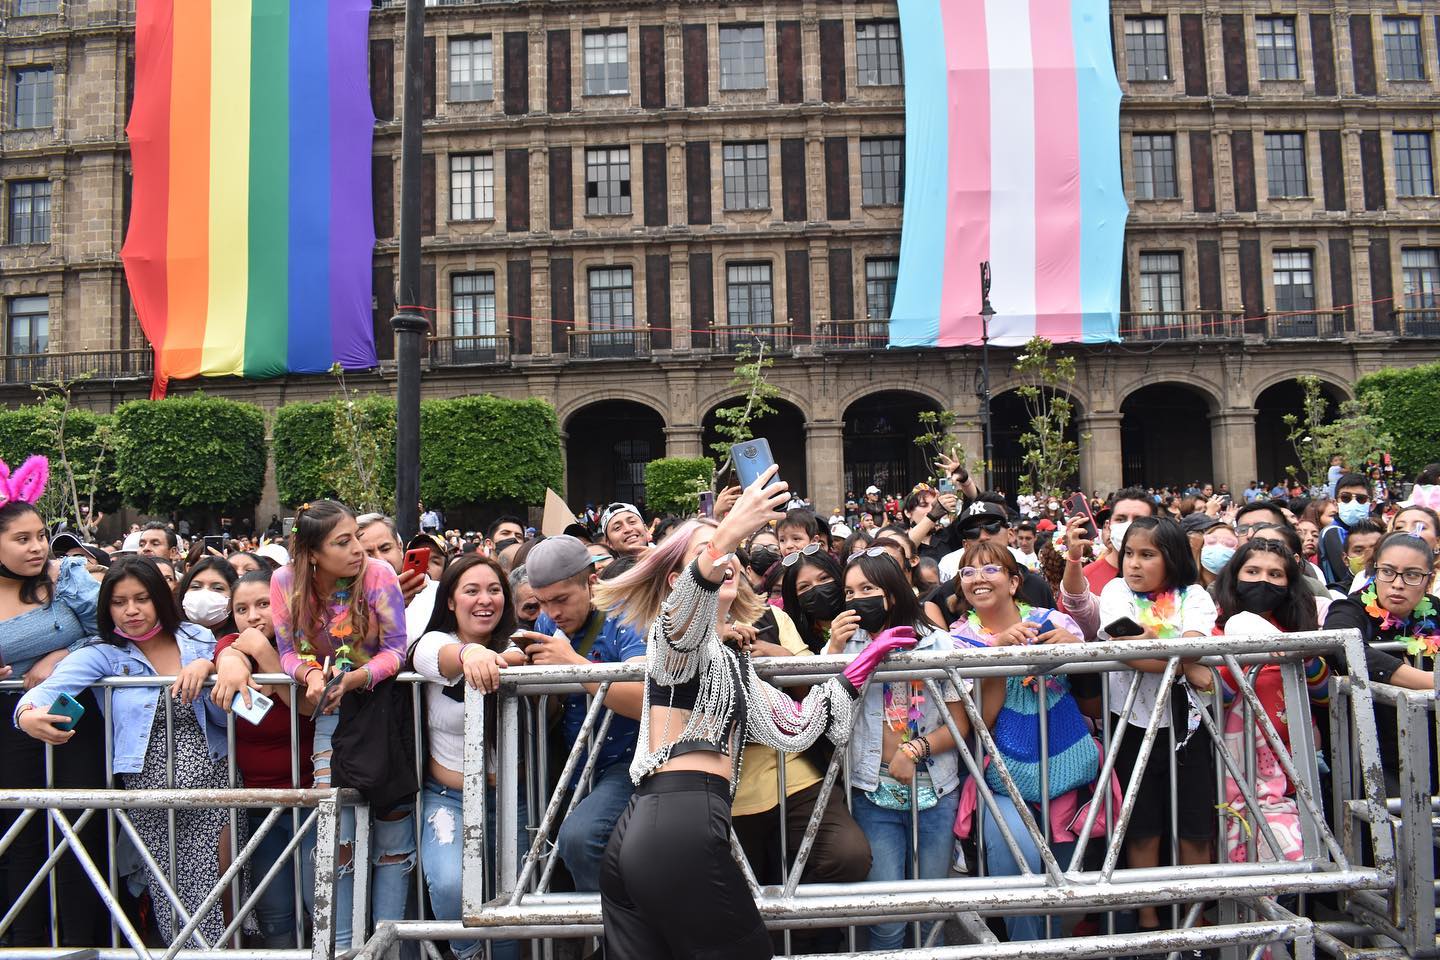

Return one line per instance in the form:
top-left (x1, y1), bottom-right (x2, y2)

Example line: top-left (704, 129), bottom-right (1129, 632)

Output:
top-left (182, 589), bottom-right (231, 627)
top-left (1109, 520), bottom-right (1132, 554)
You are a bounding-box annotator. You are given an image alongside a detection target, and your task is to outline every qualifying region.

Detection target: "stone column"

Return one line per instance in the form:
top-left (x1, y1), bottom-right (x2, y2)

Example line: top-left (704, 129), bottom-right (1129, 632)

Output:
top-left (1210, 411), bottom-right (1258, 491)
top-left (805, 420), bottom-right (845, 512)
top-left (664, 425), bottom-right (705, 459)
top-left (1080, 413), bottom-right (1125, 496)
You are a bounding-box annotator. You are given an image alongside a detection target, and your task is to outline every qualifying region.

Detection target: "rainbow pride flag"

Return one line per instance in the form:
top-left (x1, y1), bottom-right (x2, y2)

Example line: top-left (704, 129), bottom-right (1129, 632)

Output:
top-left (122, 0), bottom-right (377, 398)
top-left (888, 0), bottom-right (1128, 348)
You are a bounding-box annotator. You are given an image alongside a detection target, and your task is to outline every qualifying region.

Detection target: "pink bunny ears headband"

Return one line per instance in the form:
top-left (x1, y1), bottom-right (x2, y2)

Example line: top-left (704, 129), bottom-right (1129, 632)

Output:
top-left (0, 456), bottom-right (49, 509)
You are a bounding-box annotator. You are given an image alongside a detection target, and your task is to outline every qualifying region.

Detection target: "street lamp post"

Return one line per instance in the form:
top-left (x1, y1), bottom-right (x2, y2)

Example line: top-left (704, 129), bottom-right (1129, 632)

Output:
top-left (390, 0), bottom-right (427, 541)
top-left (979, 262), bottom-right (995, 490)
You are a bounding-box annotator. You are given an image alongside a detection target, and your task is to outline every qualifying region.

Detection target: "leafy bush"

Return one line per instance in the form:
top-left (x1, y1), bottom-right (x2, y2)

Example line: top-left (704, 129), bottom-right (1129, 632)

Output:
top-left (1357, 362), bottom-right (1440, 475)
top-left (271, 397), bottom-right (397, 508)
top-left (0, 398), bottom-right (119, 516)
top-left (114, 394), bottom-right (267, 513)
top-left (645, 457), bottom-right (714, 515)
top-left (420, 396), bottom-right (562, 507)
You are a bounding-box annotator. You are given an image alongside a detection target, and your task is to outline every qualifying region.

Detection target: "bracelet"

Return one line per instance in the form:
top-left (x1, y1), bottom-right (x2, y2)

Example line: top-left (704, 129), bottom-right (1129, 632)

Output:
top-left (361, 666), bottom-right (374, 691)
top-left (919, 735), bottom-right (933, 761)
top-left (459, 643), bottom-right (486, 665)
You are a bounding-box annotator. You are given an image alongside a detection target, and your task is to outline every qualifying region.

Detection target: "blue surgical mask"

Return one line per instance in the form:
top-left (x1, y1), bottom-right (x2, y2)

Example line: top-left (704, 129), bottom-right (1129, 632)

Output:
top-left (1200, 544), bottom-right (1235, 574)
top-left (1337, 499), bottom-right (1370, 527)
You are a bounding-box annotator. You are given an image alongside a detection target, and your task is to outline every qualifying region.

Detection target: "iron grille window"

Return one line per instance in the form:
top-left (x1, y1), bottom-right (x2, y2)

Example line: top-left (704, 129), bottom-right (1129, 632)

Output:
top-left (1382, 18), bottom-right (1425, 81)
top-left (7, 180), bottom-right (50, 244)
top-left (451, 272), bottom-right (496, 337)
top-left (448, 37), bottom-right (494, 102)
top-left (585, 148), bottom-right (631, 216)
top-left (12, 67), bottom-right (54, 129)
top-left (727, 263), bottom-right (773, 327)
top-left (865, 258), bottom-right (899, 320)
top-left (719, 25), bottom-right (766, 90)
top-left (1395, 132), bottom-right (1435, 197)
top-left (1132, 134), bottom-right (1178, 200)
top-left (587, 267), bottom-right (634, 331)
top-left (1124, 17), bottom-right (1170, 82)
top-left (1256, 17), bottom-right (1299, 81)
top-left (722, 142), bottom-right (769, 210)
top-left (449, 153), bottom-right (494, 220)
top-left (583, 30), bottom-right (628, 95)
top-left (856, 21), bottom-right (902, 86)
top-left (860, 138), bottom-right (903, 206)
top-left (1265, 133), bottom-right (1308, 197)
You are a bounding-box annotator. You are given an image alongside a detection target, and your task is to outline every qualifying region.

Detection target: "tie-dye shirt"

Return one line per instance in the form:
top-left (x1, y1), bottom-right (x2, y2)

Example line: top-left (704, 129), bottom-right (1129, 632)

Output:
top-left (273, 557), bottom-right (408, 683)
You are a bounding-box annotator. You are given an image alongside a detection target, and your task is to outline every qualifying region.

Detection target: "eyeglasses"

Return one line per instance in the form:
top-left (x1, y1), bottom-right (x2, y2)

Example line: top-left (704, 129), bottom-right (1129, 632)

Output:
top-left (1235, 524), bottom-right (1268, 537)
top-left (1337, 492), bottom-right (1371, 505)
top-left (961, 521), bottom-right (1005, 541)
top-left (1202, 533), bottom-right (1238, 547)
top-left (1375, 565), bottom-right (1430, 587)
top-left (959, 564), bottom-right (1006, 580)
top-left (780, 543), bottom-right (825, 568)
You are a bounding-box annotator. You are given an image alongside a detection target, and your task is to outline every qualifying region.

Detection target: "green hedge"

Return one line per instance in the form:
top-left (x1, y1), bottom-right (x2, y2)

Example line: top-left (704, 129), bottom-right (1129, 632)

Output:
top-left (1357, 362), bottom-right (1440, 475)
top-left (114, 394), bottom-right (268, 513)
top-left (272, 397), bottom-right (397, 506)
top-left (0, 399), bottom-right (120, 513)
top-left (645, 457), bottom-right (714, 516)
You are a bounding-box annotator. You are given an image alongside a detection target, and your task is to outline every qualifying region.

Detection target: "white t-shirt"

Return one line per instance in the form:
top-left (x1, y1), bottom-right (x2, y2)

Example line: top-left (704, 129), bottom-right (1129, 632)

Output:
top-left (405, 577), bottom-right (439, 642)
top-left (410, 629), bottom-right (520, 773)
top-left (1096, 579), bottom-right (1217, 728)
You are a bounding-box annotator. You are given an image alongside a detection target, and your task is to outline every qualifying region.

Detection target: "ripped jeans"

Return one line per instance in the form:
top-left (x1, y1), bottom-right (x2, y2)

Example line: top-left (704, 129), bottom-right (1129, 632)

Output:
top-left (311, 712), bottom-right (416, 950)
top-left (420, 780), bottom-right (528, 960)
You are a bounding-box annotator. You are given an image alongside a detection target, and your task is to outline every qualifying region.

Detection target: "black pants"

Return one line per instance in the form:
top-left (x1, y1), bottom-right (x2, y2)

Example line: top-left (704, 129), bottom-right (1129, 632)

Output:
top-left (0, 688), bottom-right (111, 947)
top-left (600, 771), bottom-right (771, 960)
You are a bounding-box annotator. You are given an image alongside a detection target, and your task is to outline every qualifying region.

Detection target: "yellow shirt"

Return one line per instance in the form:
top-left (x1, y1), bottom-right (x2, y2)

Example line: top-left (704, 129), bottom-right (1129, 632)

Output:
top-left (731, 607), bottom-right (825, 817)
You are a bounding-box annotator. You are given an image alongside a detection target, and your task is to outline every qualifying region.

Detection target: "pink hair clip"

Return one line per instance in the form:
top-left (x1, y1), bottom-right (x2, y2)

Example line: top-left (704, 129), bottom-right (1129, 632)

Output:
top-left (0, 455), bottom-right (49, 508)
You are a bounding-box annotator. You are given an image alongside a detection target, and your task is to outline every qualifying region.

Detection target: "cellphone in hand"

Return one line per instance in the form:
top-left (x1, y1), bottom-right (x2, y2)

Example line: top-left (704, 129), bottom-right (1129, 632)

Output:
top-left (1029, 614), bottom-right (1055, 638)
top-left (402, 547), bottom-right (431, 579)
top-left (1104, 616), bottom-right (1146, 638)
top-left (1064, 493), bottom-right (1099, 542)
top-left (698, 491), bottom-right (716, 518)
top-left (731, 438), bottom-right (778, 489)
top-left (938, 477), bottom-right (956, 494)
top-left (231, 690), bottom-right (274, 725)
top-left (50, 692), bottom-right (86, 731)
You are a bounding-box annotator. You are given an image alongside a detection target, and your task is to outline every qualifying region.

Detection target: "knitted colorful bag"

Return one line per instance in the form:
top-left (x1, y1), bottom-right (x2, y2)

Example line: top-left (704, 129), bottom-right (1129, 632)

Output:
top-left (986, 674), bottom-right (1100, 803)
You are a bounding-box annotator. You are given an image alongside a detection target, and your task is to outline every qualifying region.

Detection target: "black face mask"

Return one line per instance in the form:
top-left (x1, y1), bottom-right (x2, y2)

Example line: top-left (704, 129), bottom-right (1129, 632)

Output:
top-left (748, 547), bottom-right (780, 573)
top-left (1235, 580), bottom-right (1288, 615)
top-left (844, 595), bottom-right (889, 633)
top-left (797, 581), bottom-right (843, 621)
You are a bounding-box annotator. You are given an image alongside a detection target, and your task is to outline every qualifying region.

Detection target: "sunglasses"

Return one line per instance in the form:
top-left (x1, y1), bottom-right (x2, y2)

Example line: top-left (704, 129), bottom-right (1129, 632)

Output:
top-left (1337, 492), bottom-right (1371, 504)
top-left (780, 543), bottom-right (825, 568)
top-left (961, 520), bottom-right (1005, 541)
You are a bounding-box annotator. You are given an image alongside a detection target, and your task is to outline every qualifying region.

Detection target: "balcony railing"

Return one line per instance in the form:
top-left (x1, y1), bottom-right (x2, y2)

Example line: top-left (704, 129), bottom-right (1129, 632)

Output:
top-left (1396, 307), bottom-right (1440, 338)
top-left (1267, 309), bottom-right (1348, 340)
top-left (1119, 311), bottom-right (1244, 341)
top-left (819, 319), bottom-right (890, 351)
top-left (714, 322), bottom-right (792, 355)
top-left (428, 334), bottom-right (511, 367)
top-left (0, 348), bottom-right (152, 386)
top-left (568, 328), bottom-right (651, 360)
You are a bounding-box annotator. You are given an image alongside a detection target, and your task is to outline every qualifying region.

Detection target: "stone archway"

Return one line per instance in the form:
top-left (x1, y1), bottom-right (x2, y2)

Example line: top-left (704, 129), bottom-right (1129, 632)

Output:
top-left (1120, 383), bottom-right (1216, 489)
top-left (564, 400), bottom-right (666, 511)
top-left (1253, 378), bottom-right (1349, 490)
top-left (841, 390), bottom-right (941, 500)
top-left (702, 397), bottom-right (808, 495)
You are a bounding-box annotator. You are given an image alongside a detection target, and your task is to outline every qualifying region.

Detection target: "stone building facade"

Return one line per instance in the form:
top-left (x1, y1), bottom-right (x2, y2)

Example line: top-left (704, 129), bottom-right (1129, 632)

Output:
top-left (1, 0), bottom-right (1439, 520)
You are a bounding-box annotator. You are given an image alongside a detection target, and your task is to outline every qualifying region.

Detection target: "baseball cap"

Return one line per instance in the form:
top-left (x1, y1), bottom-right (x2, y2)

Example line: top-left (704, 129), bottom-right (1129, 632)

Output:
top-left (1181, 513), bottom-right (1221, 535)
top-left (599, 502), bottom-right (642, 533)
top-left (51, 531), bottom-right (85, 556)
top-left (256, 542), bottom-right (291, 566)
top-left (865, 485), bottom-right (881, 495)
top-left (956, 501), bottom-right (1010, 533)
top-left (526, 535), bottom-right (594, 589)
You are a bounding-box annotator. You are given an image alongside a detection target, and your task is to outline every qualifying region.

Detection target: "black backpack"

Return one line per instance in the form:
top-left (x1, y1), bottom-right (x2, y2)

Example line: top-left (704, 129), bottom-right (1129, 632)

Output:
top-left (331, 676), bottom-right (420, 816)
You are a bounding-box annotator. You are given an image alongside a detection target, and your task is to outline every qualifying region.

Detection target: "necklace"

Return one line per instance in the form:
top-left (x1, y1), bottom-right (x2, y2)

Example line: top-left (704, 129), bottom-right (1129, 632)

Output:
top-left (1361, 580), bottom-right (1440, 657)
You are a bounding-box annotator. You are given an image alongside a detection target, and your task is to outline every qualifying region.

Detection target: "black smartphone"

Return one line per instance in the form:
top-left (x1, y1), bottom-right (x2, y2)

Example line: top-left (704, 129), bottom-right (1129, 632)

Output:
top-left (203, 535), bottom-right (226, 554)
top-left (1064, 493), bottom-right (1098, 542)
top-left (1104, 616), bottom-right (1146, 638)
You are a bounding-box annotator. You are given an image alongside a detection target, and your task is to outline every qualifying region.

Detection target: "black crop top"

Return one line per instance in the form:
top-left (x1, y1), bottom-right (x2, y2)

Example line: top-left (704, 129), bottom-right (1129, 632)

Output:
top-left (645, 645), bottom-right (747, 757)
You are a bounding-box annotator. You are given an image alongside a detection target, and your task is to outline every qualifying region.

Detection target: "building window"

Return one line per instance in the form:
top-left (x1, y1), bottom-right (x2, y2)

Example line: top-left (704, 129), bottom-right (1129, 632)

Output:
top-left (860, 138), bottom-right (903, 206)
top-left (857, 21), bottom-right (902, 86)
top-left (1395, 132), bottom-right (1435, 197)
top-left (727, 263), bottom-right (773, 327)
top-left (451, 272), bottom-right (496, 337)
top-left (11, 67), bottom-right (54, 129)
top-left (16, 0), bottom-right (60, 13)
top-left (585, 147), bottom-right (631, 216)
top-left (1273, 250), bottom-right (1316, 319)
top-left (719, 25), bottom-right (765, 91)
top-left (1138, 253), bottom-right (1183, 334)
top-left (722, 142), bottom-right (769, 210)
top-left (7, 295), bottom-right (48, 358)
top-left (1131, 134), bottom-right (1178, 200)
top-left (587, 267), bottom-right (635, 331)
top-left (1402, 249), bottom-right (1440, 329)
top-left (1255, 17), bottom-right (1299, 81)
top-left (449, 153), bottom-right (494, 221)
top-left (1382, 18), bottom-right (1425, 81)
top-left (583, 30), bottom-right (628, 96)
top-left (1265, 133), bottom-right (1308, 197)
top-left (7, 180), bottom-right (51, 245)
top-left (1124, 17), bottom-right (1170, 82)
top-left (448, 37), bottom-right (493, 102)
top-left (865, 258), bottom-right (899, 320)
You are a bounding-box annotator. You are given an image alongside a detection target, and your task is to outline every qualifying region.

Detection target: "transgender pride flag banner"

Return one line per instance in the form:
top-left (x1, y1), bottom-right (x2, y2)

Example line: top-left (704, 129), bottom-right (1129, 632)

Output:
top-left (888, 0), bottom-right (1129, 348)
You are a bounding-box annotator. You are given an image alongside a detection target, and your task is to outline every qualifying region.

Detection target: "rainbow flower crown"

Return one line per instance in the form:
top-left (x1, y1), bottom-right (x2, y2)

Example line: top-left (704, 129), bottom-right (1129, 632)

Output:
top-left (0, 456), bottom-right (48, 508)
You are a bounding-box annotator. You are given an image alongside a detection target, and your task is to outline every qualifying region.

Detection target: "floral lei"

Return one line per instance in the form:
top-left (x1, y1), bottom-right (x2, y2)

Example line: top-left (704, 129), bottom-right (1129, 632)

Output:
top-left (297, 577), bottom-right (359, 671)
top-left (1361, 580), bottom-right (1440, 658)
top-left (965, 602), bottom-right (1052, 690)
top-left (1132, 589), bottom-right (1181, 639)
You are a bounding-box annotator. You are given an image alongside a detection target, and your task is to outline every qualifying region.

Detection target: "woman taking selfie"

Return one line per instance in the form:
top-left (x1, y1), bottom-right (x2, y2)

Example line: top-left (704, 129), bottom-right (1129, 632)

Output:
top-left (591, 467), bottom-right (915, 959)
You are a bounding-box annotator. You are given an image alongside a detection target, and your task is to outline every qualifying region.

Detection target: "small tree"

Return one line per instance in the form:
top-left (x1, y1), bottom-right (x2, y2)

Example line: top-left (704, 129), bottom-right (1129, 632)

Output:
top-left (0, 390), bottom-right (117, 529)
top-left (708, 342), bottom-right (780, 488)
top-left (1013, 336), bottom-right (1082, 496)
top-left (1283, 376), bottom-right (1393, 491)
top-left (913, 409), bottom-right (980, 486)
top-left (30, 378), bottom-right (116, 535)
top-left (1281, 376), bottom-right (1335, 488)
top-left (326, 363), bottom-right (394, 514)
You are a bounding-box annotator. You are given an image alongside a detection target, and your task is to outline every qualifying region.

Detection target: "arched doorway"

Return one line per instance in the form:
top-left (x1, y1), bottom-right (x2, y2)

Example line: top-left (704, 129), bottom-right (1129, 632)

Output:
top-left (1254, 379), bottom-right (1346, 489)
top-left (702, 398), bottom-right (808, 496)
top-left (565, 401), bottom-right (666, 511)
top-left (842, 391), bottom-right (939, 499)
top-left (1121, 384), bottom-right (1215, 489)
top-left (990, 389), bottom-right (1083, 499)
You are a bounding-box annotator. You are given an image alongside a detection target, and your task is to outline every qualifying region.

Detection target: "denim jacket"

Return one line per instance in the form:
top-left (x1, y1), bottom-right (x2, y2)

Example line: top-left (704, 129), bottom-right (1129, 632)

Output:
top-left (14, 622), bottom-right (226, 774)
top-left (843, 624), bottom-right (966, 797)
top-left (0, 556), bottom-right (99, 676)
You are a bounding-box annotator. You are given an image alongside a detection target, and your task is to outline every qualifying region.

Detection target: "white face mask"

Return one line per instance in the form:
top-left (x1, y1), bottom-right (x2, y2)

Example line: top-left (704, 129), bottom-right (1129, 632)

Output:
top-left (182, 589), bottom-right (231, 627)
top-left (1109, 520), bottom-right (1132, 554)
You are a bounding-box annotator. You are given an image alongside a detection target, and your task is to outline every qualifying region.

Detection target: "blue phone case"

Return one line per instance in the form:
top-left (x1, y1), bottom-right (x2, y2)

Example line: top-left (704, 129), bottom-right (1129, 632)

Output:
top-left (732, 438), bottom-right (777, 489)
top-left (51, 693), bottom-right (85, 731)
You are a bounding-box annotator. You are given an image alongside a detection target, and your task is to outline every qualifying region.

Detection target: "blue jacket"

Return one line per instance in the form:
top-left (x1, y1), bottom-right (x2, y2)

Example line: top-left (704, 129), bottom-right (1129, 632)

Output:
top-left (0, 556), bottom-right (99, 676)
top-left (534, 609), bottom-right (646, 774)
top-left (15, 623), bottom-right (226, 774)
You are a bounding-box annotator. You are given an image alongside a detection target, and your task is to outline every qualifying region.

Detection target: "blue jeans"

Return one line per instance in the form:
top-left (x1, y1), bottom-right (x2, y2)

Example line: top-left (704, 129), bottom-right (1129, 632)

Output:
top-left (979, 793), bottom-right (1076, 941)
top-left (850, 785), bottom-right (960, 950)
top-left (312, 712), bottom-right (416, 950)
top-left (248, 808), bottom-right (317, 948)
top-left (420, 780), bottom-right (529, 960)
top-left (556, 762), bottom-right (635, 892)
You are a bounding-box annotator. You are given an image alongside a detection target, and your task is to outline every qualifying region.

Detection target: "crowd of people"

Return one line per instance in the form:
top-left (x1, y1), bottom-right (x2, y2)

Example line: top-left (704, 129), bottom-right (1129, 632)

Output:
top-left (0, 446), bottom-right (1436, 959)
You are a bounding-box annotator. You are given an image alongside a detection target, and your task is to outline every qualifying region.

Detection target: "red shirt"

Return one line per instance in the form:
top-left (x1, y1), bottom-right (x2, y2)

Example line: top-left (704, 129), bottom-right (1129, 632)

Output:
top-left (215, 634), bottom-right (315, 788)
top-left (1082, 556), bottom-right (1120, 594)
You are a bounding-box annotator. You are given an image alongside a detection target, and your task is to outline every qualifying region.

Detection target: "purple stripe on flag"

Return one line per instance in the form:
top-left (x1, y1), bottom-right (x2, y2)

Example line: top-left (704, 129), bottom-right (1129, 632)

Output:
top-left (328, 0), bottom-right (378, 369)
